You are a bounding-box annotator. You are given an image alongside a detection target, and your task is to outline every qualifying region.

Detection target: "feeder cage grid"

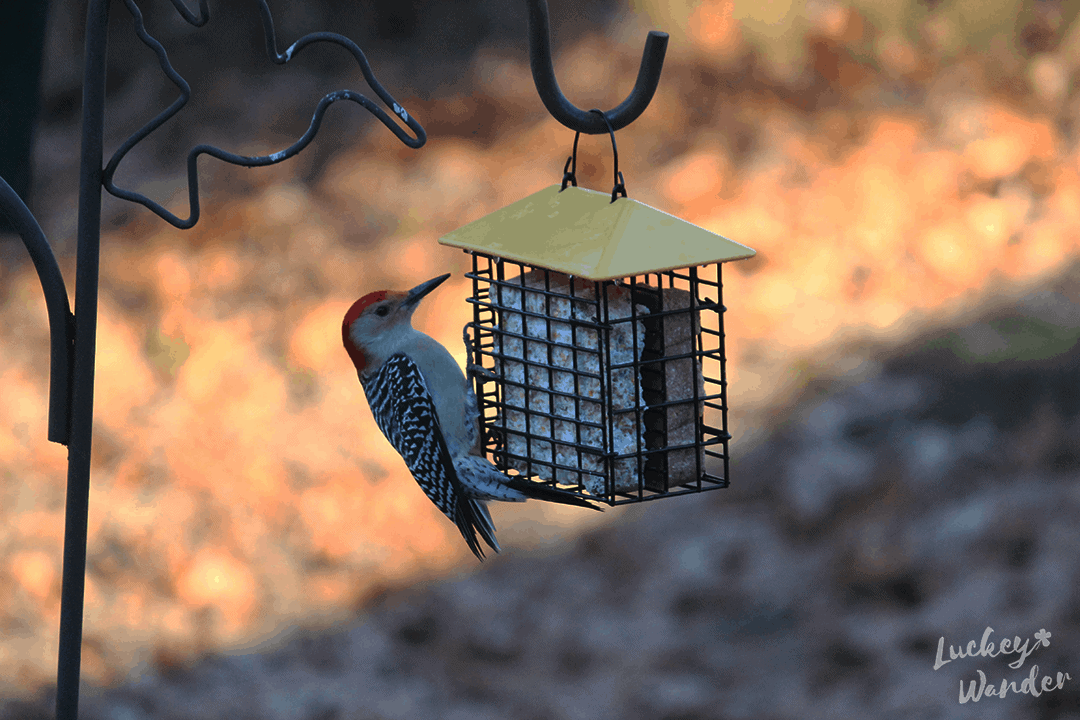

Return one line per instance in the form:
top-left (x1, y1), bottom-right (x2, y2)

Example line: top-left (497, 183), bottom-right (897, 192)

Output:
top-left (464, 252), bottom-right (731, 506)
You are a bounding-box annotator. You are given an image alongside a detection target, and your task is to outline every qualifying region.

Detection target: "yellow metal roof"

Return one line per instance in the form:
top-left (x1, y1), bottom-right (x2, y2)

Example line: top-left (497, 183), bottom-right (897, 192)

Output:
top-left (438, 185), bottom-right (756, 281)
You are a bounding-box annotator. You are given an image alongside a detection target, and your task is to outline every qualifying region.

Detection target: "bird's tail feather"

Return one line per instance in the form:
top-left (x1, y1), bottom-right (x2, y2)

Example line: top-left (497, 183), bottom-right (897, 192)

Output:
top-left (454, 497), bottom-right (501, 561)
top-left (506, 478), bottom-right (604, 511)
top-left (472, 500), bottom-right (500, 552)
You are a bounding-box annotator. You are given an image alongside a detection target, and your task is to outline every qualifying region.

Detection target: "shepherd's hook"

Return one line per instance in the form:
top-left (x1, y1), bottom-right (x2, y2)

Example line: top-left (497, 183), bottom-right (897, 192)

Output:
top-left (526, 0), bottom-right (668, 134)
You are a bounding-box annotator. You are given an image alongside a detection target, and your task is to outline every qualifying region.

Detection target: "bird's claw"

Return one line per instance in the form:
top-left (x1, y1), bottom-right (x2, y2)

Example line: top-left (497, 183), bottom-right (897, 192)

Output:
top-left (463, 326), bottom-right (499, 382)
top-left (468, 363), bottom-right (499, 383)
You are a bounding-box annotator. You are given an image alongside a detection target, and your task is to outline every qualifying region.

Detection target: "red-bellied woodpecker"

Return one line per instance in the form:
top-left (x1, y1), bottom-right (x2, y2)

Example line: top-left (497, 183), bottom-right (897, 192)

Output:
top-left (342, 273), bottom-right (600, 560)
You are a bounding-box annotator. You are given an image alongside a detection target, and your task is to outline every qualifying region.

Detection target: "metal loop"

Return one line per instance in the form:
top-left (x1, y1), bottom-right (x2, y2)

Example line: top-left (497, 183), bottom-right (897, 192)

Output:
top-left (166, 0), bottom-right (209, 27)
top-left (526, 0), bottom-right (667, 134)
top-left (102, 0), bottom-right (426, 229)
top-left (561, 131), bottom-right (581, 190)
top-left (559, 109), bottom-right (628, 202)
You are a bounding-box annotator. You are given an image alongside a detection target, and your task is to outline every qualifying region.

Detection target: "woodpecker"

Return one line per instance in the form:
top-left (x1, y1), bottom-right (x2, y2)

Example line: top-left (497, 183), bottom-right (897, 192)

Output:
top-left (342, 273), bottom-right (600, 560)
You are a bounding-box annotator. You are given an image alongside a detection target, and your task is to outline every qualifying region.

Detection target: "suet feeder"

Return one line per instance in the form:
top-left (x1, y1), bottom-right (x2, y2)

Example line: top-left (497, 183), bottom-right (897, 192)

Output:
top-left (439, 184), bottom-right (756, 505)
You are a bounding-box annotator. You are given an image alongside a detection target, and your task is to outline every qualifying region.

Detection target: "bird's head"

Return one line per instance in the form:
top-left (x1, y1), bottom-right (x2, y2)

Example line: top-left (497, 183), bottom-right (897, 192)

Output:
top-left (342, 273), bottom-right (451, 375)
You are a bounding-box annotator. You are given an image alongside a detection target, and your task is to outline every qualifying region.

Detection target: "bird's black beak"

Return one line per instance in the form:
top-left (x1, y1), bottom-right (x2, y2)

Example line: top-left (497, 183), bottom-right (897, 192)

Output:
top-left (402, 273), bottom-right (451, 310)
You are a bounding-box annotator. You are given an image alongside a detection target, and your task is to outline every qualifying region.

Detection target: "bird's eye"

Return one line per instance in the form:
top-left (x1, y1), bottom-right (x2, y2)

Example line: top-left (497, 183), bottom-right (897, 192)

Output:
top-left (375, 305), bottom-right (390, 317)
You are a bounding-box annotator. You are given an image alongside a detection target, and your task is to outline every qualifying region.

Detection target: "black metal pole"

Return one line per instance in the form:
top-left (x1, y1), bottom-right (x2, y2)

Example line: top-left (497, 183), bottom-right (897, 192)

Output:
top-left (525, 0), bottom-right (668, 134)
top-left (56, 0), bottom-right (109, 716)
top-left (0, 176), bottom-right (73, 446)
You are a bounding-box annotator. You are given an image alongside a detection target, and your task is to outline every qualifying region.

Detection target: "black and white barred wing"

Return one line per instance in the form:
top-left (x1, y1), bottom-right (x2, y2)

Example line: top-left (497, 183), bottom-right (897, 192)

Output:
top-left (359, 353), bottom-right (497, 560)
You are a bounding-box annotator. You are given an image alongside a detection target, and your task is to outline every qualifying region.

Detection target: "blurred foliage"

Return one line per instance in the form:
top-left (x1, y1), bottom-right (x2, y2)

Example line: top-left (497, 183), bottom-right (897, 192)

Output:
top-left (631, 0), bottom-right (1080, 81)
top-left (932, 316), bottom-right (1080, 364)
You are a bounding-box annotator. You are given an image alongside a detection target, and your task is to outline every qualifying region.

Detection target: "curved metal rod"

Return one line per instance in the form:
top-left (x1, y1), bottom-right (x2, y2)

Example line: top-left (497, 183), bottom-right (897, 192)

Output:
top-left (103, 0), bottom-right (426, 229)
top-left (166, 0), bottom-right (209, 27)
top-left (526, 0), bottom-right (668, 134)
top-left (0, 175), bottom-right (73, 446)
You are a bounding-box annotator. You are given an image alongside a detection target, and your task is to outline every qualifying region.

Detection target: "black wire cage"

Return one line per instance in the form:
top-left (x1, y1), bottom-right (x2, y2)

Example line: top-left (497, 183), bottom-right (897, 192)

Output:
top-left (464, 253), bottom-right (732, 506)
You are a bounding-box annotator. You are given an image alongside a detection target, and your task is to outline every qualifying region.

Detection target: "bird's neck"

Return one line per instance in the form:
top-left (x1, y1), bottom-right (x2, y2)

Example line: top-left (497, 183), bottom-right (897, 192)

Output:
top-left (351, 335), bottom-right (406, 378)
top-left (345, 340), bottom-right (370, 376)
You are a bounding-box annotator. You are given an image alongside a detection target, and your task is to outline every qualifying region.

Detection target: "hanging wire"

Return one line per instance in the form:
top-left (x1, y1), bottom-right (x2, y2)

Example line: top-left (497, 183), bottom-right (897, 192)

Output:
top-left (560, 109), bottom-right (627, 202)
top-left (102, 0), bottom-right (427, 229)
top-left (560, 131), bottom-right (580, 189)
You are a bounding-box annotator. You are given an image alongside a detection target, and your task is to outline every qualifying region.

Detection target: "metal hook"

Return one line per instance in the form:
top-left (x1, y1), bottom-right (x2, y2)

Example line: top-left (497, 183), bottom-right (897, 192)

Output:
top-left (0, 175), bottom-right (74, 445)
top-left (526, 0), bottom-right (668, 134)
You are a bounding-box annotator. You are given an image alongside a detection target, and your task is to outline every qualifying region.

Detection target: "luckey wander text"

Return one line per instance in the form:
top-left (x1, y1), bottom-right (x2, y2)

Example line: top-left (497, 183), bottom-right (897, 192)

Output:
top-left (933, 627), bottom-right (1071, 703)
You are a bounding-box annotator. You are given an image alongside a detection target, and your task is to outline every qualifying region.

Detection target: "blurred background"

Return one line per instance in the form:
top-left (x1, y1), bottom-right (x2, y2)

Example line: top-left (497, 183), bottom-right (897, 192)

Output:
top-left (2, 0), bottom-right (1080, 717)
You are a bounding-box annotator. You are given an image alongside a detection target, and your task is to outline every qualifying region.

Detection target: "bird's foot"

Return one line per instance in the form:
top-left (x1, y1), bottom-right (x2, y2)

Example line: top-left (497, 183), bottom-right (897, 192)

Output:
top-left (468, 362), bottom-right (499, 383)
